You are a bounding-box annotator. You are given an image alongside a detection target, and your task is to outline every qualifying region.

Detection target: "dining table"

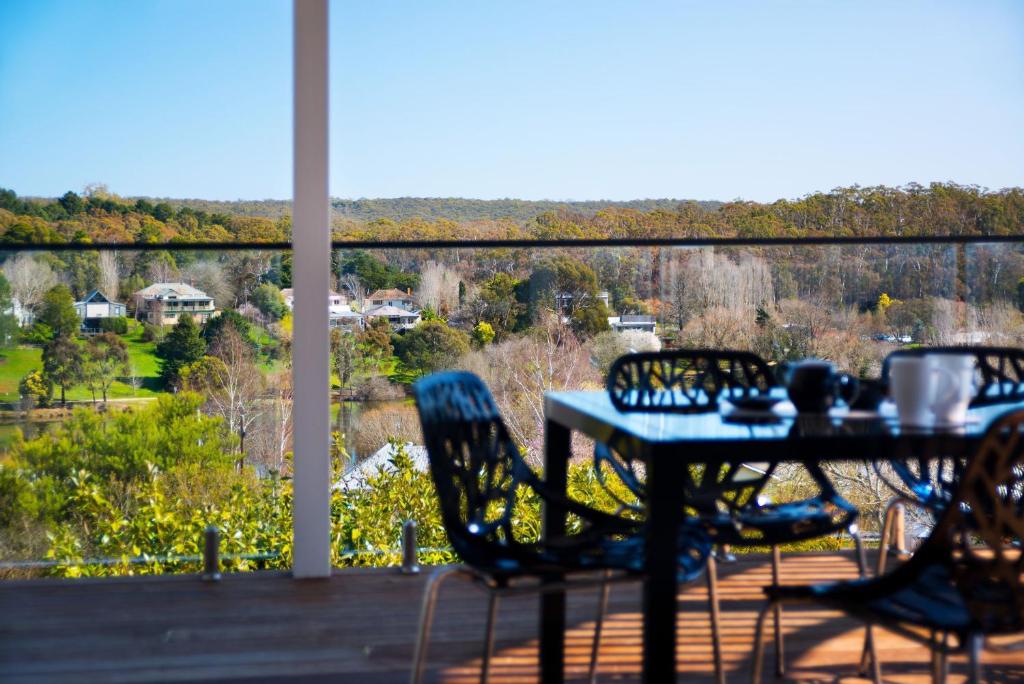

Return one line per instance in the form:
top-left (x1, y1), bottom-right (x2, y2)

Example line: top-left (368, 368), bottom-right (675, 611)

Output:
top-left (538, 389), bottom-right (1024, 683)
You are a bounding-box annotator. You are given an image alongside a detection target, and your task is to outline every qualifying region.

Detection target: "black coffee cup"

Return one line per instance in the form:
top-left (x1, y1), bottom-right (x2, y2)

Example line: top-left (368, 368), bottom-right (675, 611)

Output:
top-left (782, 360), bottom-right (859, 413)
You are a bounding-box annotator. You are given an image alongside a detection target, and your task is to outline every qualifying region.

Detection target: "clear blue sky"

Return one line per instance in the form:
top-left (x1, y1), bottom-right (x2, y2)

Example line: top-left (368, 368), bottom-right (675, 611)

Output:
top-left (1, 1), bottom-right (1021, 202)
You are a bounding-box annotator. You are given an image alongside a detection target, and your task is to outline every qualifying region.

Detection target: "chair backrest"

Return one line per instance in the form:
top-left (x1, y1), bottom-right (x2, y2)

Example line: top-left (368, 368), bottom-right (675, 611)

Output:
top-left (600, 350), bottom-right (800, 542)
top-left (607, 349), bottom-right (776, 413)
top-left (877, 346), bottom-right (1024, 509)
top-left (912, 409), bottom-right (1024, 635)
top-left (413, 371), bottom-right (530, 568)
top-left (881, 346), bottom-right (1024, 407)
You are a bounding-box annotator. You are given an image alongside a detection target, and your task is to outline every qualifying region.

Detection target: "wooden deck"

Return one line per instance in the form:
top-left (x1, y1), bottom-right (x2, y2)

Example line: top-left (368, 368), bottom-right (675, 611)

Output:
top-left (1, 551), bottom-right (1021, 683)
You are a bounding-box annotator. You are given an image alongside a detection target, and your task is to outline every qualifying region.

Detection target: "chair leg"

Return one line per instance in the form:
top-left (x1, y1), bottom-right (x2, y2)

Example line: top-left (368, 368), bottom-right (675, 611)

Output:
top-left (411, 567), bottom-right (466, 684)
top-left (850, 524), bottom-right (868, 578)
top-left (878, 499), bottom-right (907, 576)
top-left (863, 624), bottom-right (882, 684)
top-left (588, 571), bottom-right (612, 684)
top-left (750, 602), bottom-right (773, 684)
top-left (968, 633), bottom-right (984, 684)
top-left (930, 632), bottom-right (949, 684)
top-left (770, 545), bottom-right (785, 677)
top-left (706, 555), bottom-right (725, 684)
top-left (481, 592), bottom-right (500, 684)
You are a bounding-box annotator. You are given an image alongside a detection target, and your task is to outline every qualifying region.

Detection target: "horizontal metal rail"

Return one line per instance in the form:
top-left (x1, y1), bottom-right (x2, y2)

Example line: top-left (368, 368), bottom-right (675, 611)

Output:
top-left (0, 233), bottom-right (1022, 252)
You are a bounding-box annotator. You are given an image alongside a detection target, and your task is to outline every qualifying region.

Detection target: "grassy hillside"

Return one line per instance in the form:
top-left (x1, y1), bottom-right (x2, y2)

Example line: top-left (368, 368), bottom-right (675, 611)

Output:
top-left (0, 325), bottom-right (163, 404)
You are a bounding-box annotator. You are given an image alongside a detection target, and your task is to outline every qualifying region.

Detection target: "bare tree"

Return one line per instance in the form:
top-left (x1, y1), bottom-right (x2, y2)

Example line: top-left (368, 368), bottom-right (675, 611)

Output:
top-left (417, 261), bottom-right (460, 315)
top-left (3, 255), bottom-right (58, 317)
top-left (247, 370), bottom-right (293, 476)
top-left (146, 256), bottom-right (179, 284)
top-left (185, 326), bottom-right (266, 461)
top-left (180, 260), bottom-right (231, 309)
top-left (97, 250), bottom-right (121, 301)
top-left (339, 272), bottom-right (365, 311)
top-left (462, 311), bottom-right (599, 463)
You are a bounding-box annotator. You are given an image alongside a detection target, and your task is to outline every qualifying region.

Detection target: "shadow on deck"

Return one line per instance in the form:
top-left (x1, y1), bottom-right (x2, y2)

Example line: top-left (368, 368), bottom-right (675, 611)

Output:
top-left (1, 551), bottom-right (1021, 683)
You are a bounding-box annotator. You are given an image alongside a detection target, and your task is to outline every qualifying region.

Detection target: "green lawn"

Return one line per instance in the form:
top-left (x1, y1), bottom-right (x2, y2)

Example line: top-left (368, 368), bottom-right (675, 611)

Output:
top-left (0, 324), bottom-right (164, 403)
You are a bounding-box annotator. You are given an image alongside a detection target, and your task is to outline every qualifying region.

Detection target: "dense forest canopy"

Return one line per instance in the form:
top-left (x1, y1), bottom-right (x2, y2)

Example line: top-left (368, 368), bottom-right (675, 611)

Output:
top-left (1, 183), bottom-right (1022, 245)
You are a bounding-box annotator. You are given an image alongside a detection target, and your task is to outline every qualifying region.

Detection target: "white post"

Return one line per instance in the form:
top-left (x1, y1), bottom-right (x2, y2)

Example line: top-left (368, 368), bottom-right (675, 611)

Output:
top-left (292, 0), bottom-right (331, 578)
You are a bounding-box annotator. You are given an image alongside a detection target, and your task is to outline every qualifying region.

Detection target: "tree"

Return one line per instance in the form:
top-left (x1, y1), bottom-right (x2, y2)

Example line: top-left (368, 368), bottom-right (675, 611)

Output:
top-left (18, 369), bottom-right (53, 409)
top-left (0, 272), bottom-right (20, 347)
top-left (3, 254), bottom-right (58, 318)
top-left (83, 333), bottom-right (130, 403)
top-left (251, 283), bottom-right (287, 322)
top-left (156, 314), bottom-right (206, 390)
top-left (331, 329), bottom-right (357, 388)
top-left (478, 273), bottom-right (523, 337)
top-left (97, 250), bottom-right (120, 302)
top-left (201, 309), bottom-right (253, 347)
top-left (522, 256), bottom-right (610, 338)
top-left (181, 326), bottom-right (264, 458)
top-left (357, 317), bottom-right (393, 359)
top-left (37, 285), bottom-right (80, 337)
top-left (472, 321), bottom-right (495, 347)
top-left (42, 334), bottom-right (84, 406)
top-left (393, 320), bottom-right (470, 374)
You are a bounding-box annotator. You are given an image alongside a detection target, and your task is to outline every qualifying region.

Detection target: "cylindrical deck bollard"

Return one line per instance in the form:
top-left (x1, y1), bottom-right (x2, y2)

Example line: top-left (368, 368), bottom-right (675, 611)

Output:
top-left (202, 525), bottom-right (222, 582)
top-left (400, 519), bottom-right (420, 574)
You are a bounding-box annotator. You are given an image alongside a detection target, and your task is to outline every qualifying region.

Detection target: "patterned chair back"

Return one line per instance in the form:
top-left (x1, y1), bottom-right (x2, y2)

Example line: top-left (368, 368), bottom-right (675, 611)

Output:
top-left (915, 409), bottom-right (1024, 635)
top-left (607, 349), bottom-right (776, 413)
top-left (413, 371), bottom-right (529, 569)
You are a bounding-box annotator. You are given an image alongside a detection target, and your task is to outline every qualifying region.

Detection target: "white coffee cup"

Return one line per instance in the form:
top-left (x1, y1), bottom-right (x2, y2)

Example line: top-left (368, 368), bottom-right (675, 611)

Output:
top-left (928, 353), bottom-right (975, 425)
top-left (889, 357), bottom-right (939, 426)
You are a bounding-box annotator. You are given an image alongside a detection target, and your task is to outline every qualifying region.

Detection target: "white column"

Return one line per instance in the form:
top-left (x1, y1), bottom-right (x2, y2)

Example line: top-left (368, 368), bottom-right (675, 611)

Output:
top-left (292, 0), bottom-right (331, 578)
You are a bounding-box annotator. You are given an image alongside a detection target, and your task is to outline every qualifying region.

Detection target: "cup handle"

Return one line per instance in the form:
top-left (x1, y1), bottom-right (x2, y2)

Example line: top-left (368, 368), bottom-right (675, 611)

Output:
top-left (931, 366), bottom-right (959, 407)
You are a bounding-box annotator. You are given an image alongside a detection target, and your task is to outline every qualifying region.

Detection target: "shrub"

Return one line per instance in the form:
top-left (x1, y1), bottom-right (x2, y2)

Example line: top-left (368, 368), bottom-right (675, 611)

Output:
top-left (141, 322), bottom-right (164, 342)
top-left (18, 370), bottom-right (52, 408)
top-left (99, 316), bottom-right (129, 335)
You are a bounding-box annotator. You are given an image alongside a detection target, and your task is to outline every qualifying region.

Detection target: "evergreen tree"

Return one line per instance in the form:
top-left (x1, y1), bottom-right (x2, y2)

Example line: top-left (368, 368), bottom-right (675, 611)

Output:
top-left (38, 285), bottom-right (80, 338)
top-left (156, 314), bottom-right (206, 390)
top-left (42, 334), bottom-right (84, 406)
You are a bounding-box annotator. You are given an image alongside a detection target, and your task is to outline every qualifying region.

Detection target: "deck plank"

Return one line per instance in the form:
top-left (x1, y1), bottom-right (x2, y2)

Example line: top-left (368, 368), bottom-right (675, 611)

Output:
top-left (1, 552), bottom-right (1021, 682)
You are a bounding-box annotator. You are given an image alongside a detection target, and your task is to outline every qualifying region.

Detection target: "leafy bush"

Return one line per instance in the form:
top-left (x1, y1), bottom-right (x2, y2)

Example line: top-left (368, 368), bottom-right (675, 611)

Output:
top-left (99, 316), bottom-right (129, 335)
top-left (18, 369), bottom-right (52, 408)
top-left (141, 322), bottom-right (164, 342)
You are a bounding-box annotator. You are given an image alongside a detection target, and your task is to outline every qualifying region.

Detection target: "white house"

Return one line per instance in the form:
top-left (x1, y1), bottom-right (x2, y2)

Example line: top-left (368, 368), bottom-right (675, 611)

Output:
top-left (74, 290), bottom-right (127, 333)
top-left (366, 288), bottom-right (416, 309)
top-left (363, 304), bottom-right (420, 331)
top-left (133, 282), bottom-right (217, 326)
top-left (608, 314), bottom-right (657, 334)
top-left (281, 288), bottom-right (347, 311)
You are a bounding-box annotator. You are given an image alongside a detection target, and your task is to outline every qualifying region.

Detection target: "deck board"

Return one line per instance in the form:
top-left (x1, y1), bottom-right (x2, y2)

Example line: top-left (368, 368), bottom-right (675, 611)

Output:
top-left (1, 551), bottom-right (1021, 683)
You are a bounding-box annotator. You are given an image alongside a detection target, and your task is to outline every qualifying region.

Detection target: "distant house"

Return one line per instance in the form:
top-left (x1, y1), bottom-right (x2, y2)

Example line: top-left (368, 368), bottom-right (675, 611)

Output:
top-left (608, 314), bottom-right (657, 334)
top-left (74, 290), bottom-right (127, 333)
top-left (133, 282), bottom-right (217, 326)
top-left (281, 288), bottom-right (347, 311)
top-left (363, 304), bottom-right (420, 331)
top-left (366, 288), bottom-right (416, 309)
top-left (281, 288), bottom-right (362, 330)
top-left (330, 308), bottom-right (364, 332)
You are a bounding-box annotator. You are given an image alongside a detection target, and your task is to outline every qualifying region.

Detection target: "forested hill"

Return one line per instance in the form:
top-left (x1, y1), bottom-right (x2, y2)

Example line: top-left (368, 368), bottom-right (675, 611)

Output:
top-left (125, 197), bottom-right (718, 223)
top-left (1, 183), bottom-right (1022, 244)
top-left (331, 197), bottom-right (720, 222)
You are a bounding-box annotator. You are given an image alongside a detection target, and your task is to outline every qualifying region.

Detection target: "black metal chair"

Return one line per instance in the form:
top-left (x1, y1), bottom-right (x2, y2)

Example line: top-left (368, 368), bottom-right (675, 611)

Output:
top-left (594, 350), bottom-right (864, 682)
top-left (873, 346), bottom-right (1024, 574)
top-left (411, 370), bottom-right (712, 684)
top-left (752, 408), bottom-right (1024, 684)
